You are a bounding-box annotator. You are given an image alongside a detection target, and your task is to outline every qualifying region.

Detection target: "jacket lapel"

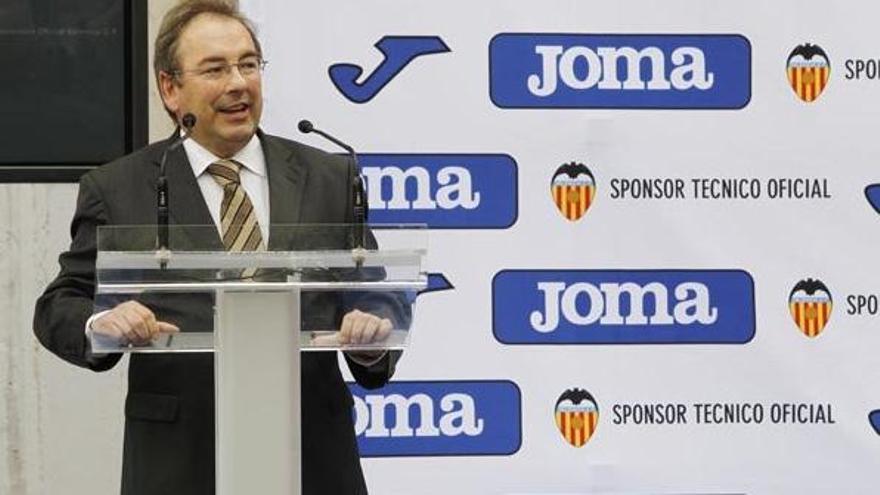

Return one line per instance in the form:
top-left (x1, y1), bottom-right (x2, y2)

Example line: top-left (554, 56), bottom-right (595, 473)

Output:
top-left (152, 132), bottom-right (223, 251)
top-left (261, 131), bottom-right (308, 249)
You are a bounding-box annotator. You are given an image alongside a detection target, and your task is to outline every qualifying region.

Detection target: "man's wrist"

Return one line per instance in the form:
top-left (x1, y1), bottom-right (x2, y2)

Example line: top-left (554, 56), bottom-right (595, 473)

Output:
top-left (345, 350), bottom-right (387, 367)
top-left (84, 310), bottom-right (111, 359)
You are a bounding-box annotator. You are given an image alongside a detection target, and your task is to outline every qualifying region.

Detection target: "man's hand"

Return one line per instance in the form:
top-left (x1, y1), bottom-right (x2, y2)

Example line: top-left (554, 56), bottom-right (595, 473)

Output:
top-left (92, 301), bottom-right (179, 346)
top-left (338, 309), bottom-right (392, 345)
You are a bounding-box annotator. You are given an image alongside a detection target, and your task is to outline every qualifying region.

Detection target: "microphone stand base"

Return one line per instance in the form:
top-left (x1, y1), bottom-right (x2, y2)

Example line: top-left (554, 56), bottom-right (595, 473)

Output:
top-left (155, 248), bottom-right (172, 270)
top-left (351, 247), bottom-right (367, 269)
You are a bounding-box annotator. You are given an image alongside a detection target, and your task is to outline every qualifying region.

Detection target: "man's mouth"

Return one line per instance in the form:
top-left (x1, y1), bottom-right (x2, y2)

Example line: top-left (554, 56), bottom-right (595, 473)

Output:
top-left (218, 102), bottom-right (250, 114)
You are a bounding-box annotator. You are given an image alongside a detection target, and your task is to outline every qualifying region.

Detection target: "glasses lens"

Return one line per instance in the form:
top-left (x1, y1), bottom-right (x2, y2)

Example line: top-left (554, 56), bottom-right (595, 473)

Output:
top-left (201, 65), bottom-right (228, 79)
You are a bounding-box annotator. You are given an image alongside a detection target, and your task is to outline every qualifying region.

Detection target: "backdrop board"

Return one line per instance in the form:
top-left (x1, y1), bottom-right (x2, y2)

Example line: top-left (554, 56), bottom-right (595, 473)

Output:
top-left (0, 0), bottom-right (147, 182)
top-left (239, 0), bottom-right (880, 493)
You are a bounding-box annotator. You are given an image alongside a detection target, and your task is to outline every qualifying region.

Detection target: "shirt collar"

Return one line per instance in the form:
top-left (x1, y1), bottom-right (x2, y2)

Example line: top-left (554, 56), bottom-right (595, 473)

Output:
top-left (182, 133), bottom-right (267, 178)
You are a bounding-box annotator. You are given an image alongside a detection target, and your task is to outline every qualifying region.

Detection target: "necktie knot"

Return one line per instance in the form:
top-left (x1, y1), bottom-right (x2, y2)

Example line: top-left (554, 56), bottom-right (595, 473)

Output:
top-left (206, 159), bottom-right (243, 187)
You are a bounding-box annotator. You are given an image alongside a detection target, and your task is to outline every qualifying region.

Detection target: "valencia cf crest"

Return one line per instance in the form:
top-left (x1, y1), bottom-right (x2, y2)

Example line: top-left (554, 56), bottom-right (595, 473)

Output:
top-left (789, 278), bottom-right (833, 338)
top-left (554, 388), bottom-right (599, 447)
top-left (786, 43), bottom-right (830, 103)
top-left (551, 162), bottom-right (596, 222)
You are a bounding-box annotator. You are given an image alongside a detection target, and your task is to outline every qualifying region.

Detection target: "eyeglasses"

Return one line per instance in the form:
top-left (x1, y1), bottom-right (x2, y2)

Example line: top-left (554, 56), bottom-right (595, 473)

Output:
top-left (171, 57), bottom-right (268, 81)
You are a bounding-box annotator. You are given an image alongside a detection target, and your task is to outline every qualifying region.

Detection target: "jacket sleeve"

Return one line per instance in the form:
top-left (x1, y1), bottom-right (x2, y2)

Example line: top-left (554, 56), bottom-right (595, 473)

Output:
top-left (33, 173), bottom-right (122, 371)
top-left (339, 155), bottom-right (411, 389)
top-left (344, 349), bottom-right (403, 389)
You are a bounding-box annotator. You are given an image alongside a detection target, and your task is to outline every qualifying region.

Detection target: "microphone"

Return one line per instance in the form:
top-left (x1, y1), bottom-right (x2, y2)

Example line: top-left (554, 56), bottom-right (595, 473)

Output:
top-left (156, 113), bottom-right (197, 268)
top-left (297, 120), bottom-right (368, 264)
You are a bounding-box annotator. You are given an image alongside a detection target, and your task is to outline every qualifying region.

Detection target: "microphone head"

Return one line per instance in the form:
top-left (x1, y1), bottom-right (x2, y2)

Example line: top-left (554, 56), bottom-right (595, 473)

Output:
top-left (181, 113), bottom-right (197, 130)
top-left (297, 119), bottom-right (314, 134)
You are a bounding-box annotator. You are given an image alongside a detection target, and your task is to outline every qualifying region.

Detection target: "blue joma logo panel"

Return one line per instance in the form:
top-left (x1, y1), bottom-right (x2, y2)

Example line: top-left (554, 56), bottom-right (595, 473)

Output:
top-left (349, 380), bottom-right (522, 457)
top-left (359, 153), bottom-right (518, 228)
top-left (492, 270), bottom-right (755, 344)
top-left (490, 33), bottom-right (751, 109)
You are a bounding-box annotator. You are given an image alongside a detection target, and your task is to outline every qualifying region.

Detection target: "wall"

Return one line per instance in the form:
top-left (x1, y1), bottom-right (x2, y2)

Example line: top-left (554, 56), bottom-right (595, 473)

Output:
top-left (0, 1), bottom-right (173, 493)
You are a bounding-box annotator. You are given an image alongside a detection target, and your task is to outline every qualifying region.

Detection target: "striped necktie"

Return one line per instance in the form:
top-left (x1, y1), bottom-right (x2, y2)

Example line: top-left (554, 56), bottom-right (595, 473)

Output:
top-left (206, 159), bottom-right (265, 253)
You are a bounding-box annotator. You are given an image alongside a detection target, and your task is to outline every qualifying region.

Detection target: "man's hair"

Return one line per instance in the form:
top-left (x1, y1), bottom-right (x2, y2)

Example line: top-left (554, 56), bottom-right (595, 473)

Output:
top-left (154, 0), bottom-right (262, 121)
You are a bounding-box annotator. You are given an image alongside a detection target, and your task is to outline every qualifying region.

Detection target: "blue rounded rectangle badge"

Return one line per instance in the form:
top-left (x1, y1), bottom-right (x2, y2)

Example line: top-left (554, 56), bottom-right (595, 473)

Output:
top-left (349, 380), bottom-right (522, 457)
top-left (359, 153), bottom-right (518, 229)
top-left (489, 33), bottom-right (752, 109)
top-left (492, 269), bottom-right (756, 344)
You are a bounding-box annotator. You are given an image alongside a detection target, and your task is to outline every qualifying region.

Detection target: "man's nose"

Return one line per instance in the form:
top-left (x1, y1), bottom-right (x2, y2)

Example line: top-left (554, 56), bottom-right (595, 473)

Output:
top-left (225, 65), bottom-right (249, 88)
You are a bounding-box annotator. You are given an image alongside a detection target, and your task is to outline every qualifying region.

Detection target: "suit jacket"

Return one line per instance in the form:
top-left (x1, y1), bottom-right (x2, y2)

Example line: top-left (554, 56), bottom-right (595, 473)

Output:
top-left (33, 131), bottom-right (406, 495)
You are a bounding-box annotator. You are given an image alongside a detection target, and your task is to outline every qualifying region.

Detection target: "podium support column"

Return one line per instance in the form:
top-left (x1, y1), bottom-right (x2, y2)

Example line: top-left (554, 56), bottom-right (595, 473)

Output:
top-left (215, 289), bottom-right (301, 495)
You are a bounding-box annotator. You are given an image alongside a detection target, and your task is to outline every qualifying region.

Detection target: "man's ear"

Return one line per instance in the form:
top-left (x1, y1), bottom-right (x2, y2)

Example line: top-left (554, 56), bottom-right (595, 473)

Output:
top-left (157, 72), bottom-right (180, 115)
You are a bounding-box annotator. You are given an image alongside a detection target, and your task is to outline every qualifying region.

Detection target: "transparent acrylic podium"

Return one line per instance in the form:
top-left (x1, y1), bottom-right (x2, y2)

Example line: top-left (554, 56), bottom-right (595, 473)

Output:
top-left (93, 224), bottom-right (426, 495)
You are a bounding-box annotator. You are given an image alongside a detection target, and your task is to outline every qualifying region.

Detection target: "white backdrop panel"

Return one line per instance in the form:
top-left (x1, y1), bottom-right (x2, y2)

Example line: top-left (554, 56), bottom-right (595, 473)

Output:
top-left (243, 1), bottom-right (880, 493)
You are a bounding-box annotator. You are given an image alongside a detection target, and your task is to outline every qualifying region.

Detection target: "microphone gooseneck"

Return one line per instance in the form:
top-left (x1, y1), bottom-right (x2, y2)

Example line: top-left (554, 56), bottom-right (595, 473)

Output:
top-left (297, 119), bottom-right (368, 264)
top-left (157, 113), bottom-right (197, 268)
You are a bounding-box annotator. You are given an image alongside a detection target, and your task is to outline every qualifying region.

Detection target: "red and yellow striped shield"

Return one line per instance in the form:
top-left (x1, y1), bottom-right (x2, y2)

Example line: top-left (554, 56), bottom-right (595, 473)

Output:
top-left (786, 44), bottom-right (831, 103)
top-left (789, 299), bottom-right (832, 338)
top-left (551, 163), bottom-right (596, 222)
top-left (551, 180), bottom-right (595, 221)
top-left (787, 65), bottom-right (830, 103)
top-left (555, 405), bottom-right (599, 447)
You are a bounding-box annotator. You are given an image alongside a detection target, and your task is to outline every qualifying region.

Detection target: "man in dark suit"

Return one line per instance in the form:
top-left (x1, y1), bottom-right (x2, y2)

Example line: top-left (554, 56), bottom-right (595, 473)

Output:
top-left (33, 1), bottom-right (403, 493)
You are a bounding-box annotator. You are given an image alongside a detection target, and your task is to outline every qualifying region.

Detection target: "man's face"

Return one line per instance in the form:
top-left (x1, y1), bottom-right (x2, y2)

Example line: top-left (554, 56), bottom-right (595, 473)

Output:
top-left (159, 13), bottom-right (263, 157)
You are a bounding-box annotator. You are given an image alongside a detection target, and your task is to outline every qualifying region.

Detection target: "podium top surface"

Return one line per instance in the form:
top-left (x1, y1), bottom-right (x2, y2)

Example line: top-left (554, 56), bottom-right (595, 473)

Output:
top-left (97, 223), bottom-right (426, 253)
top-left (95, 224), bottom-right (428, 291)
top-left (98, 248), bottom-right (425, 270)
